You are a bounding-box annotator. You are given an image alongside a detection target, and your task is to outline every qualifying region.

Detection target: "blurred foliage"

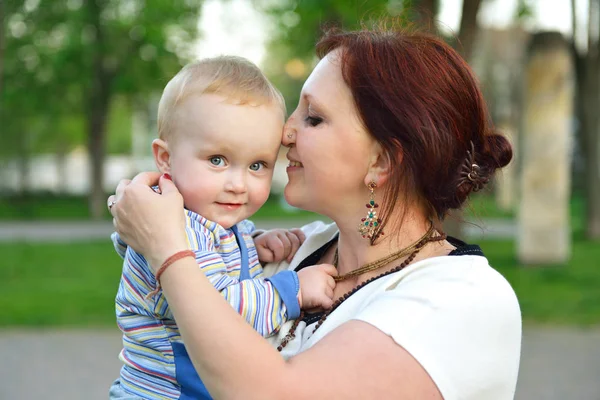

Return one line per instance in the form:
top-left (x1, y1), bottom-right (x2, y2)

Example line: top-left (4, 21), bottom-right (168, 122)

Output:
top-left (1, 0), bottom-right (203, 160)
top-left (515, 0), bottom-right (535, 20)
top-left (1, 0), bottom-right (204, 216)
top-left (256, 0), bottom-right (437, 114)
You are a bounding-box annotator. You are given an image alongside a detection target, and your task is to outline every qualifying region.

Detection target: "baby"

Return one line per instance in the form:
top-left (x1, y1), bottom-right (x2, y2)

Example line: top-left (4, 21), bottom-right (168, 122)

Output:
top-left (109, 56), bottom-right (336, 399)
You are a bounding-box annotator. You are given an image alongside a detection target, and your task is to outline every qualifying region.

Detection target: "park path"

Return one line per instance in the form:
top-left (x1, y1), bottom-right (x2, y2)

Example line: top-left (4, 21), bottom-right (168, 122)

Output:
top-left (0, 218), bottom-right (516, 242)
top-left (1, 325), bottom-right (599, 399)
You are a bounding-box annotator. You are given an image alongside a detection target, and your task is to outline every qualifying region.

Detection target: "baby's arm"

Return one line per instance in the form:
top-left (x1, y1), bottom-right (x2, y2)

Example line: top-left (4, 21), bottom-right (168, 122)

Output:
top-left (209, 269), bottom-right (300, 336)
top-left (162, 220), bottom-right (300, 336)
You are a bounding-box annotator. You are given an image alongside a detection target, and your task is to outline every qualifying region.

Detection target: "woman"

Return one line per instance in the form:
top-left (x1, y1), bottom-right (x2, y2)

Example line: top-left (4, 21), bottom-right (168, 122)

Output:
top-left (109, 27), bottom-right (521, 399)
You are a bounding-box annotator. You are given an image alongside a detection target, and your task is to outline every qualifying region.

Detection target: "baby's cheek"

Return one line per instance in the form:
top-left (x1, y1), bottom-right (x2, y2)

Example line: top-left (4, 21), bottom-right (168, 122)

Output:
top-left (251, 181), bottom-right (272, 210)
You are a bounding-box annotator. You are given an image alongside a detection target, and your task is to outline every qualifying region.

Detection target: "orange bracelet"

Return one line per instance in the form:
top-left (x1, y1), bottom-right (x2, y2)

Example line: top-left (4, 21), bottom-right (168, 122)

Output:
top-left (146, 250), bottom-right (195, 299)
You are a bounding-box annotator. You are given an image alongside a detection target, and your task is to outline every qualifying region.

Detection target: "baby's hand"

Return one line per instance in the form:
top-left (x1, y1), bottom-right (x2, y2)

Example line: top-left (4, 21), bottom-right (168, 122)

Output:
top-left (254, 228), bottom-right (306, 263)
top-left (297, 264), bottom-right (337, 311)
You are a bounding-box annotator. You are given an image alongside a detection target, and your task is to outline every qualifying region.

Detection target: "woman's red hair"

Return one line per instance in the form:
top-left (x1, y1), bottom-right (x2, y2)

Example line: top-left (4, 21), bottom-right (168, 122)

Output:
top-left (316, 26), bottom-right (512, 237)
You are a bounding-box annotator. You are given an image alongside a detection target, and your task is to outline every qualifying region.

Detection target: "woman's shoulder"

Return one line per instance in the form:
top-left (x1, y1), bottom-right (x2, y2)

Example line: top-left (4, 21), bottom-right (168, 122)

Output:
top-left (355, 254), bottom-right (521, 400)
top-left (384, 253), bottom-right (519, 316)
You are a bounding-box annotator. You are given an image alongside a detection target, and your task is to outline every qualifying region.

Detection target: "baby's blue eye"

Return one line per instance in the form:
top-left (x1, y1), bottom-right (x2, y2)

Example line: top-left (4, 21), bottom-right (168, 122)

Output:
top-left (210, 156), bottom-right (225, 166)
top-left (249, 162), bottom-right (263, 171)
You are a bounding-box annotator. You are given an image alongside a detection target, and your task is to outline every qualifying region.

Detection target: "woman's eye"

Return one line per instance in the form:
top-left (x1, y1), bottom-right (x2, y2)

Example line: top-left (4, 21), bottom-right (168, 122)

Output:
top-left (249, 162), bottom-right (264, 171)
top-left (305, 115), bottom-right (323, 127)
top-left (209, 156), bottom-right (225, 166)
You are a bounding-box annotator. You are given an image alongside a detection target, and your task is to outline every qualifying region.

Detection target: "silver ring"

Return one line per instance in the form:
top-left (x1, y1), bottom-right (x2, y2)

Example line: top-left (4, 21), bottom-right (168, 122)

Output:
top-left (108, 200), bottom-right (117, 209)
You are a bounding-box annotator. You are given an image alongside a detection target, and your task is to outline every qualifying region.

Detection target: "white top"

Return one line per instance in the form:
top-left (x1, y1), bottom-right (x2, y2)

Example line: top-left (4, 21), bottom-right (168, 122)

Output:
top-left (264, 221), bottom-right (522, 400)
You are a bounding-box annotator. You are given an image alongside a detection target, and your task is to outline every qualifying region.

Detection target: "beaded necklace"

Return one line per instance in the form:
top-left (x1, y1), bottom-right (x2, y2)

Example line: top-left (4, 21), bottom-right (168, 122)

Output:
top-left (277, 232), bottom-right (446, 352)
top-left (332, 224), bottom-right (436, 282)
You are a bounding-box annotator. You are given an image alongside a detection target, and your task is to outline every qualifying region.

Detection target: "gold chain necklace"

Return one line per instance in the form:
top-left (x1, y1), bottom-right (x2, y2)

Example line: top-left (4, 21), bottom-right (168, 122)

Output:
top-left (277, 231), bottom-right (447, 352)
top-left (332, 224), bottom-right (436, 282)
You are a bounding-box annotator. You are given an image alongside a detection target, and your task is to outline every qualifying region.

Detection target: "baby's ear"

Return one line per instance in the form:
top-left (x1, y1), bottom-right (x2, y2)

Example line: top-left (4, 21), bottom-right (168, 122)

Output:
top-left (152, 139), bottom-right (171, 174)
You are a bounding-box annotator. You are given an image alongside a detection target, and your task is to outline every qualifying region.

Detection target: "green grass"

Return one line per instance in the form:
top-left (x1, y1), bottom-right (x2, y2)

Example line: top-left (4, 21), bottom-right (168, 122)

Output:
top-left (1, 235), bottom-right (599, 327)
top-left (464, 192), bottom-right (515, 220)
top-left (1, 191), bottom-right (597, 327)
top-left (0, 194), bottom-right (99, 220)
top-left (0, 193), bottom-right (317, 221)
top-left (481, 237), bottom-right (600, 326)
top-left (0, 241), bottom-right (122, 327)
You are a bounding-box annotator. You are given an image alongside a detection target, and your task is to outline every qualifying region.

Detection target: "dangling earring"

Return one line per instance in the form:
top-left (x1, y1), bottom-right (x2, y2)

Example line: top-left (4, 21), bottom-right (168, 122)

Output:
top-left (359, 181), bottom-right (383, 240)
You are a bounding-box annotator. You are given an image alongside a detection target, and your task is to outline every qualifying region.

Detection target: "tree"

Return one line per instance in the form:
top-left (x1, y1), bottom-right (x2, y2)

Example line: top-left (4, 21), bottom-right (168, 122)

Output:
top-left (80, 0), bottom-right (203, 218)
top-left (0, 0), bottom-right (43, 192)
top-left (258, 0), bottom-right (396, 116)
top-left (571, 0), bottom-right (600, 239)
top-left (457, 0), bottom-right (483, 60)
top-left (2, 1), bottom-right (203, 217)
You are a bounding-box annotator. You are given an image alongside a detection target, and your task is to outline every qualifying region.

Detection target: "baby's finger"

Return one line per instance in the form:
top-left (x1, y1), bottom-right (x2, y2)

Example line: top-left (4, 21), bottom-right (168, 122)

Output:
top-left (257, 244), bottom-right (275, 262)
top-left (268, 236), bottom-right (285, 261)
top-left (320, 295), bottom-right (334, 310)
top-left (321, 264), bottom-right (339, 277)
top-left (326, 286), bottom-right (334, 299)
top-left (285, 231), bottom-right (301, 262)
top-left (290, 228), bottom-right (306, 244)
top-left (327, 275), bottom-right (336, 290)
top-left (276, 232), bottom-right (292, 258)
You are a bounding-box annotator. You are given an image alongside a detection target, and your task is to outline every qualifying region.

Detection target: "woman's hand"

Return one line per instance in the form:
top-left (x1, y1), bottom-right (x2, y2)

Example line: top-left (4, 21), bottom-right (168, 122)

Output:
top-left (108, 172), bottom-right (188, 272)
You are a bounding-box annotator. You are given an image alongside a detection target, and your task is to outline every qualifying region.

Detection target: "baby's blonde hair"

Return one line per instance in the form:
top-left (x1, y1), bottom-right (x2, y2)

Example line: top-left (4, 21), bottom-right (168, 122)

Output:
top-left (157, 55), bottom-right (286, 140)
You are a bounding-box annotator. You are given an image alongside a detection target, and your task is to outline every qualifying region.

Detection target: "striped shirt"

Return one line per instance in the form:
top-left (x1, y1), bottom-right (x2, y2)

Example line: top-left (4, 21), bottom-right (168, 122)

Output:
top-left (111, 210), bottom-right (300, 399)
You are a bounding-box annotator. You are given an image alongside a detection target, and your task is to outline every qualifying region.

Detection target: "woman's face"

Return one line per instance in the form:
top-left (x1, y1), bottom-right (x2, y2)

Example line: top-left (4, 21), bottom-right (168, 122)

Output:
top-left (282, 49), bottom-right (377, 218)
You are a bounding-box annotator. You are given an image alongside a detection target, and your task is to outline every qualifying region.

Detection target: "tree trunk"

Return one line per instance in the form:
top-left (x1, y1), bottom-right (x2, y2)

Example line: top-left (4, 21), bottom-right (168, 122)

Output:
top-left (55, 140), bottom-right (68, 193)
top-left (16, 130), bottom-right (30, 194)
top-left (87, 70), bottom-right (111, 219)
top-left (442, 0), bottom-right (482, 238)
top-left (86, 0), bottom-right (113, 220)
top-left (457, 0), bottom-right (483, 61)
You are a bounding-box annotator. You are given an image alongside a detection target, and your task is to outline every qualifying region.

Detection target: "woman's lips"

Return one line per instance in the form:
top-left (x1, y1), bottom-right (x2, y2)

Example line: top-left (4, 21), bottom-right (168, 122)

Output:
top-left (287, 161), bottom-right (303, 172)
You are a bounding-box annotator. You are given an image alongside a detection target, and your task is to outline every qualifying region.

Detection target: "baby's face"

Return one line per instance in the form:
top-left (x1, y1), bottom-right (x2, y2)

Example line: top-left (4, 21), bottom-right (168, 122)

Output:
top-left (167, 93), bottom-right (284, 228)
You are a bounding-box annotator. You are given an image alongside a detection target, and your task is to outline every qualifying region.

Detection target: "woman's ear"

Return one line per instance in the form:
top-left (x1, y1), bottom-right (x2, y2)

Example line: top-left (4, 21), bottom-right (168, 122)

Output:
top-left (152, 139), bottom-right (171, 174)
top-left (364, 141), bottom-right (401, 187)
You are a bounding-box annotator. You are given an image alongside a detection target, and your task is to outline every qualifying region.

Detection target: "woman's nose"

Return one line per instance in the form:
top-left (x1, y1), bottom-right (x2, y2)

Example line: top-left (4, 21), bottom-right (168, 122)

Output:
top-left (282, 119), bottom-right (297, 147)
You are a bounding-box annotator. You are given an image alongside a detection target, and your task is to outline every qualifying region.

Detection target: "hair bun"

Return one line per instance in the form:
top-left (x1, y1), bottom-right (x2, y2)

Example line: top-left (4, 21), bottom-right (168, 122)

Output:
top-left (452, 135), bottom-right (513, 211)
top-left (482, 133), bottom-right (513, 170)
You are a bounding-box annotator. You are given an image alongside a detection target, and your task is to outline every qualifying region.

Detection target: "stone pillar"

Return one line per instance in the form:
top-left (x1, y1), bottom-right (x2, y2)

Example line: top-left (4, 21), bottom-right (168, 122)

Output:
top-left (518, 32), bottom-right (574, 265)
